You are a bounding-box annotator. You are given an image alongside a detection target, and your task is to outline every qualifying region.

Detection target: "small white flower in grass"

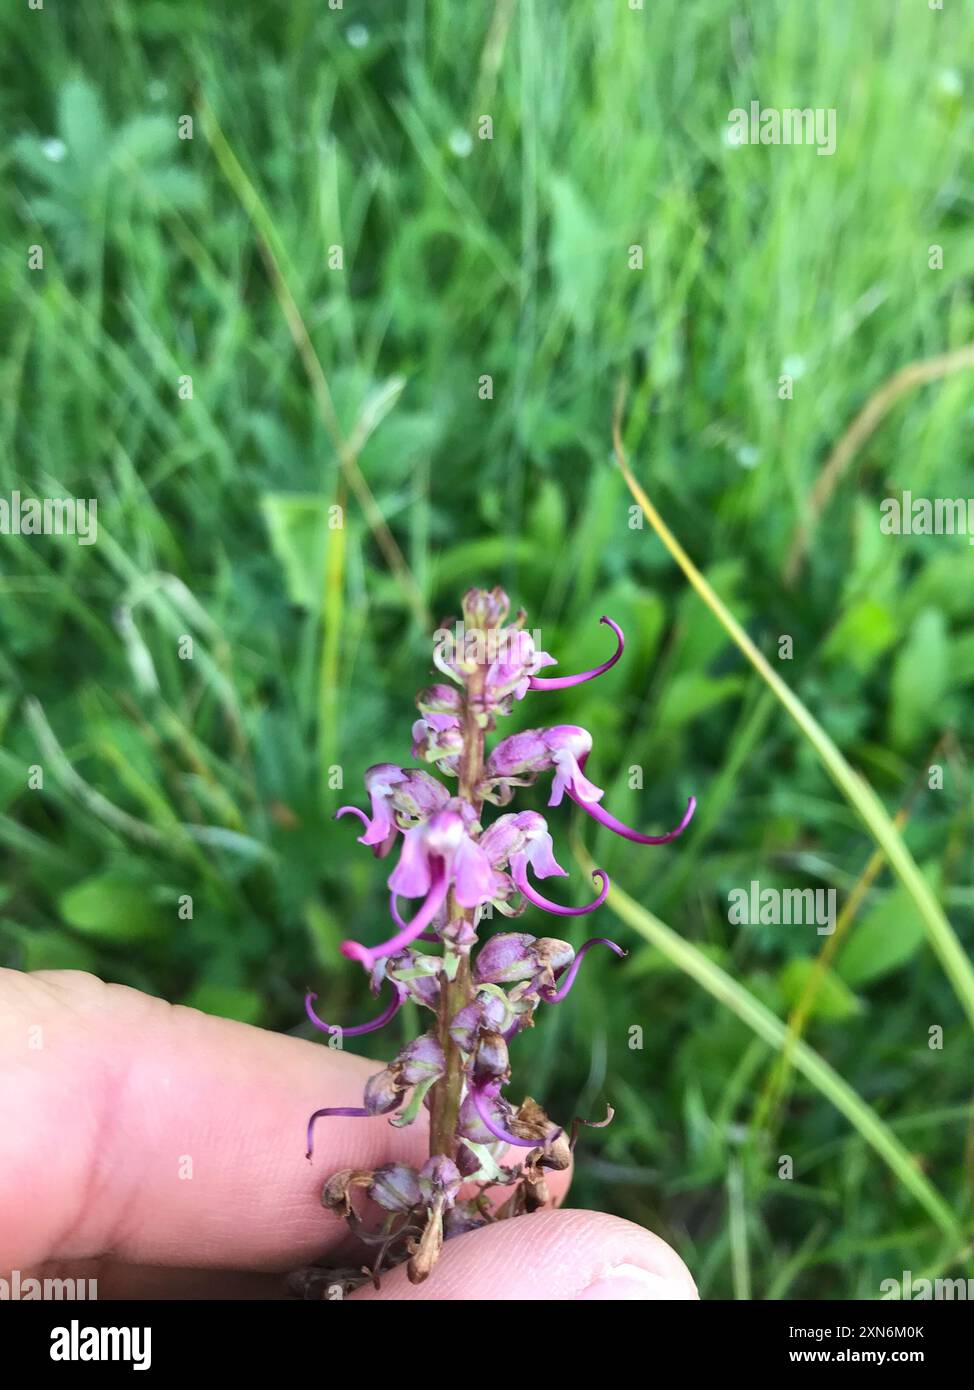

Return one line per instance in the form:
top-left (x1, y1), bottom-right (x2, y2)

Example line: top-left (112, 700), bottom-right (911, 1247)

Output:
top-left (782, 354), bottom-right (807, 380)
top-left (346, 24), bottom-right (369, 48)
top-left (41, 138), bottom-right (66, 162)
top-left (736, 444), bottom-right (759, 470)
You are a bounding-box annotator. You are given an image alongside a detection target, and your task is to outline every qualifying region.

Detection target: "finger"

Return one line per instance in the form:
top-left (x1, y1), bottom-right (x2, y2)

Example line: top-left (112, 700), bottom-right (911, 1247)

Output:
top-left (350, 1209), bottom-right (698, 1301)
top-left (22, 1258), bottom-right (288, 1300)
top-left (0, 969), bottom-right (570, 1275)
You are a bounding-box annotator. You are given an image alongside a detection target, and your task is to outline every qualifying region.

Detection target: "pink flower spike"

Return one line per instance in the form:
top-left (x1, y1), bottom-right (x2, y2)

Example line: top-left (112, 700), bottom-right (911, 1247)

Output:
top-left (569, 790), bottom-right (697, 844)
top-left (304, 982), bottom-right (404, 1038)
top-left (527, 617), bottom-right (625, 690)
top-left (510, 858), bottom-right (610, 917)
top-left (341, 863), bottom-right (450, 970)
top-left (541, 937), bottom-right (627, 1004)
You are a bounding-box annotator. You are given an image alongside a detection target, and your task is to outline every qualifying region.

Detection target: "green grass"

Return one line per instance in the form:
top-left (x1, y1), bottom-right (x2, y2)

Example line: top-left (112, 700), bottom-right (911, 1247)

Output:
top-left (2, 0), bottom-right (974, 1298)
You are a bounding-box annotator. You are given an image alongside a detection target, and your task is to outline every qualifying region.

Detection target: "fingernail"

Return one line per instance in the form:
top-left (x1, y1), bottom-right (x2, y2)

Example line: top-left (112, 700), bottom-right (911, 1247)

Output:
top-left (576, 1262), bottom-right (699, 1300)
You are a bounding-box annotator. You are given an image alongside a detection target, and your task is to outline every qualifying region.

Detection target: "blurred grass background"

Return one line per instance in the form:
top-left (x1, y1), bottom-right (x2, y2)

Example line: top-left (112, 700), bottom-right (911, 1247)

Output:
top-left (2, 0), bottom-right (974, 1297)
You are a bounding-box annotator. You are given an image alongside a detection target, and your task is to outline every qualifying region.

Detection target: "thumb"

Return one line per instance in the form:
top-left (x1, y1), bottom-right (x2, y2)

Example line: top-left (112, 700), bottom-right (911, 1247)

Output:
top-left (349, 1208), bottom-right (698, 1301)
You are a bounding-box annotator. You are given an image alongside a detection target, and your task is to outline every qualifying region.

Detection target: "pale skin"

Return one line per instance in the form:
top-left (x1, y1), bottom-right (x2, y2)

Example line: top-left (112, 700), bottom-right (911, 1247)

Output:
top-left (0, 968), bottom-right (698, 1300)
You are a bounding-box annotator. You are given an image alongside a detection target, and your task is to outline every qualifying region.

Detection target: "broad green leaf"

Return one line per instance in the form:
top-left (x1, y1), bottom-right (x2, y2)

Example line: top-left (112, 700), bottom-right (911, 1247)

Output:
top-left (260, 494), bottom-right (330, 608)
top-left (58, 77), bottom-right (107, 171)
top-left (59, 875), bottom-right (164, 944)
top-left (548, 176), bottom-right (604, 333)
top-left (822, 597), bottom-right (897, 674)
top-left (778, 957), bottom-right (862, 1021)
top-left (889, 608), bottom-right (948, 749)
top-left (838, 877), bottom-right (933, 988)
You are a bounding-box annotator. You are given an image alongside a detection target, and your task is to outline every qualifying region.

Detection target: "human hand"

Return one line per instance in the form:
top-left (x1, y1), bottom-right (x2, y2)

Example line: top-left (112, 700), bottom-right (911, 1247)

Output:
top-left (0, 969), bottom-right (698, 1301)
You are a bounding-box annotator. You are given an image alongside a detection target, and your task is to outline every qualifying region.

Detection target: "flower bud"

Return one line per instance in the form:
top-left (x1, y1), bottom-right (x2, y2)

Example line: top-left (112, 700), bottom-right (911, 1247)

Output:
top-left (457, 1088), bottom-right (515, 1145)
top-left (484, 729), bottom-right (551, 780)
top-left (419, 1156), bottom-right (462, 1209)
top-left (395, 1032), bottom-right (446, 1087)
top-left (416, 684), bottom-right (464, 716)
top-left (462, 586), bottom-right (510, 629)
top-left (471, 1029), bottom-right (510, 1084)
top-left (363, 1067), bottom-right (406, 1115)
top-left (454, 1144), bottom-right (482, 1179)
top-left (390, 768), bottom-right (451, 821)
top-left (473, 932), bottom-right (538, 983)
top-left (320, 1168), bottom-right (373, 1217)
top-left (444, 1200), bottom-right (488, 1239)
top-left (369, 1163), bottom-right (422, 1213)
top-left (412, 714), bottom-right (463, 767)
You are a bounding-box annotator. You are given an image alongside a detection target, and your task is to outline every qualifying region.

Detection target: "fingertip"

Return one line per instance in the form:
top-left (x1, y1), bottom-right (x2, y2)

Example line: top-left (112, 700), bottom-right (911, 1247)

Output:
top-left (350, 1209), bottom-right (697, 1301)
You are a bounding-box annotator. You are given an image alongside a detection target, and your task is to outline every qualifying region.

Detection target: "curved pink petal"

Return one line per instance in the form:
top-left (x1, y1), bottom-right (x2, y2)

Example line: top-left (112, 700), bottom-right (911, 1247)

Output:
top-left (335, 804), bottom-right (370, 834)
top-left (471, 1085), bottom-right (562, 1149)
top-left (390, 893), bottom-right (440, 943)
top-left (511, 859), bottom-right (609, 917)
top-left (548, 752), bottom-right (604, 808)
top-left (524, 828), bottom-right (567, 879)
top-left (453, 834), bottom-right (494, 908)
top-left (540, 937), bottom-right (627, 1003)
top-left (304, 981), bottom-right (404, 1037)
top-left (569, 790), bottom-right (696, 844)
top-left (528, 616), bottom-right (625, 690)
top-left (341, 865), bottom-right (449, 970)
top-left (335, 803), bottom-right (397, 857)
top-left (388, 823), bottom-right (432, 898)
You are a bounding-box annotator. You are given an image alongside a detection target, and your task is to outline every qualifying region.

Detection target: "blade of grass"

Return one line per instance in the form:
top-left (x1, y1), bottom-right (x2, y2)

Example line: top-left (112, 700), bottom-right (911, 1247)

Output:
top-left (574, 837), bottom-right (960, 1239)
top-left (753, 734), bottom-right (950, 1141)
top-left (613, 388), bottom-right (974, 1033)
top-left (198, 95), bottom-right (428, 630)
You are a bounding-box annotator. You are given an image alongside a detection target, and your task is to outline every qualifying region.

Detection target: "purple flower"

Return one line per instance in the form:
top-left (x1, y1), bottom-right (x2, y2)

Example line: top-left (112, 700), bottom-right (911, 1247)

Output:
top-left (457, 1086), bottom-right (517, 1145)
top-left (528, 615), bottom-right (625, 690)
top-left (416, 684), bottom-right (464, 716)
top-left (544, 726), bottom-right (605, 806)
top-left (336, 762), bottom-right (405, 851)
top-left (304, 980), bottom-right (405, 1038)
top-left (474, 932), bottom-right (573, 987)
top-left (342, 807), bottom-right (494, 969)
top-left (539, 936), bottom-right (627, 1003)
top-left (305, 584), bottom-right (698, 1285)
top-left (569, 788), bottom-right (697, 844)
top-left (482, 629), bottom-right (558, 707)
top-left (470, 1083), bottom-right (562, 1150)
top-left (336, 764), bottom-right (450, 854)
top-left (512, 863), bottom-right (610, 917)
top-left (370, 1163), bottom-right (423, 1213)
top-left (418, 1156), bottom-right (462, 1209)
top-left (411, 713), bottom-right (463, 770)
top-left (449, 987), bottom-right (511, 1051)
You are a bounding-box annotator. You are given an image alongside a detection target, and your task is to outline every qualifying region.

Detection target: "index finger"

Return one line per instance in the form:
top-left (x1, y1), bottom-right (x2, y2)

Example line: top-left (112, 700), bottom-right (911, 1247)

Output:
top-left (0, 969), bottom-right (436, 1272)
